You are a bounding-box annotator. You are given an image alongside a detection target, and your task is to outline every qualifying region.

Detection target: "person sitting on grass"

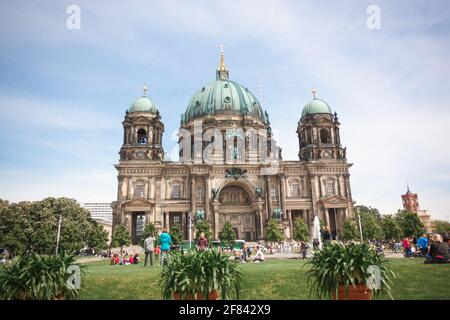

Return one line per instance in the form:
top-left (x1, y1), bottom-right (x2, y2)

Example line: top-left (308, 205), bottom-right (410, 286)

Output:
top-left (111, 253), bottom-right (119, 265)
top-left (129, 254), bottom-right (134, 265)
top-left (425, 233), bottom-right (450, 264)
top-left (417, 234), bottom-right (428, 257)
top-left (402, 237), bottom-right (412, 257)
top-left (253, 246), bottom-right (265, 263)
top-left (133, 253), bottom-right (140, 264)
top-left (234, 250), bottom-right (245, 263)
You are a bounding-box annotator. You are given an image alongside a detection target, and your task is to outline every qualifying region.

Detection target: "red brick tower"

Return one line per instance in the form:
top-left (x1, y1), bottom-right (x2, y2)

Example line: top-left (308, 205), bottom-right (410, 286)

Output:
top-left (401, 185), bottom-right (419, 213)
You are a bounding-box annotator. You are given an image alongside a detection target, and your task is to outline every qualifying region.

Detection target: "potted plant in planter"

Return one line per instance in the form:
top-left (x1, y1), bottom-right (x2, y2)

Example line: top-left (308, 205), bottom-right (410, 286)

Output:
top-left (196, 250), bottom-right (242, 300)
top-left (0, 253), bottom-right (83, 300)
top-left (159, 250), bottom-right (242, 300)
top-left (306, 241), bottom-right (395, 300)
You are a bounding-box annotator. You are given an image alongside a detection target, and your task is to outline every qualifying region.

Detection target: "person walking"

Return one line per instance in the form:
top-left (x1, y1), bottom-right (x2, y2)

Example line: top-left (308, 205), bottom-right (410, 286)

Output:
top-left (159, 228), bottom-right (172, 267)
top-left (197, 232), bottom-right (208, 251)
top-left (144, 233), bottom-right (156, 267)
top-left (300, 241), bottom-right (308, 259)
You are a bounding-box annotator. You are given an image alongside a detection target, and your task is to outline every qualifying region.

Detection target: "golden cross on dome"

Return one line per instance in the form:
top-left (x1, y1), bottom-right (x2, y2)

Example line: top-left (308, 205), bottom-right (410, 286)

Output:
top-left (312, 88), bottom-right (317, 99)
top-left (143, 84), bottom-right (148, 96)
top-left (219, 44), bottom-right (226, 71)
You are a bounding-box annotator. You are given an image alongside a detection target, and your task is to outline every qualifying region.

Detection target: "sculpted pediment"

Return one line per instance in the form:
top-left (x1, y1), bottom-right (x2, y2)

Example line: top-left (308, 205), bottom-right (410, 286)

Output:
top-left (320, 194), bottom-right (348, 207)
top-left (121, 198), bottom-right (154, 209)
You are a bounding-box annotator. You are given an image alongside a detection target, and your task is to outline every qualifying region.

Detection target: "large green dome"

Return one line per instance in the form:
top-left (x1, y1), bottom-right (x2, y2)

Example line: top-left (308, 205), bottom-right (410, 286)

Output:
top-left (128, 95), bottom-right (158, 113)
top-left (301, 98), bottom-right (332, 117)
top-left (182, 79), bottom-right (265, 124)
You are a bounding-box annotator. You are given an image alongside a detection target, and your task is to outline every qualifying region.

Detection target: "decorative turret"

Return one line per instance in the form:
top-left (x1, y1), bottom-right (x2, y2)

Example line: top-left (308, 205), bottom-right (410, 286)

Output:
top-left (297, 89), bottom-right (345, 161)
top-left (120, 85), bottom-right (165, 161)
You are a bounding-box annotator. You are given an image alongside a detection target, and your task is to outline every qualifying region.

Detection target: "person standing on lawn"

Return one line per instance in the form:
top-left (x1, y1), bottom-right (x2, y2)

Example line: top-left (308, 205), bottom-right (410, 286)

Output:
top-left (159, 228), bottom-right (172, 267)
top-left (197, 232), bottom-right (208, 251)
top-left (144, 233), bottom-right (156, 267)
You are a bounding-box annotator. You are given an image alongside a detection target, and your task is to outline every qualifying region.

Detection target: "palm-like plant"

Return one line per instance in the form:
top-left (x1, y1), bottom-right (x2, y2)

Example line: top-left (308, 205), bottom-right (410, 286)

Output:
top-left (0, 253), bottom-right (83, 300)
top-left (306, 241), bottom-right (395, 300)
top-left (159, 250), bottom-right (242, 300)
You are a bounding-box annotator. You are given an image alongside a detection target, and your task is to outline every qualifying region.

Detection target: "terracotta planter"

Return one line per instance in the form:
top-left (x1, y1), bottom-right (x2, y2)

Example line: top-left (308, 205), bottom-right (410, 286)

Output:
top-left (195, 290), bottom-right (220, 300)
top-left (173, 292), bottom-right (195, 300)
top-left (207, 290), bottom-right (220, 300)
top-left (332, 284), bottom-right (372, 300)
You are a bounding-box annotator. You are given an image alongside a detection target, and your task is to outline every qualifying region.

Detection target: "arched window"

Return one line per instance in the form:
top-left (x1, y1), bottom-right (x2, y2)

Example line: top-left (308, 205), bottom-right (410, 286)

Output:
top-left (320, 128), bottom-right (330, 144)
top-left (134, 181), bottom-right (145, 198)
top-left (172, 184), bottom-right (181, 199)
top-left (291, 183), bottom-right (300, 197)
top-left (196, 185), bottom-right (204, 201)
top-left (137, 128), bottom-right (147, 144)
top-left (325, 179), bottom-right (335, 196)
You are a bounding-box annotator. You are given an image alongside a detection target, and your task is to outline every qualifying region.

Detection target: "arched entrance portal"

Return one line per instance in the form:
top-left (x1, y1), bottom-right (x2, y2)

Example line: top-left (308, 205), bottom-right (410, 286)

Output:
top-left (218, 185), bottom-right (256, 241)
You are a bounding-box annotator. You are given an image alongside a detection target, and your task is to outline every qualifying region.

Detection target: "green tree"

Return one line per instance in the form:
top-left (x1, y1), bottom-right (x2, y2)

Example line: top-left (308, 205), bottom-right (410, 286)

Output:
top-left (169, 224), bottom-right (182, 246)
top-left (359, 211), bottom-right (382, 240)
top-left (342, 218), bottom-right (359, 241)
top-left (396, 210), bottom-right (425, 238)
top-left (86, 221), bottom-right (109, 251)
top-left (265, 219), bottom-right (284, 245)
top-left (434, 220), bottom-right (450, 233)
top-left (355, 205), bottom-right (381, 219)
top-left (292, 218), bottom-right (310, 242)
top-left (142, 223), bottom-right (156, 238)
top-left (112, 224), bottom-right (130, 258)
top-left (0, 197), bottom-right (105, 255)
top-left (195, 219), bottom-right (212, 243)
top-left (219, 221), bottom-right (236, 248)
top-left (381, 215), bottom-right (403, 241)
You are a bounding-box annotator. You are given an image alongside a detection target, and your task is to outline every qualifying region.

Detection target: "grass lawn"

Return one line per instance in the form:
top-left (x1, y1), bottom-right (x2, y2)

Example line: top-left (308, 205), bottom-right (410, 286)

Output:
top-left (80, 258), bottom-right (450, 300)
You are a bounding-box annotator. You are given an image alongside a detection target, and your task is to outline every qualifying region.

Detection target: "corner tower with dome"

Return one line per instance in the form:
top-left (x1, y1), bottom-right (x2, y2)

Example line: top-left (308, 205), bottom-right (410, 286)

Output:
top-left (111, 49), bottom-right (354, 245)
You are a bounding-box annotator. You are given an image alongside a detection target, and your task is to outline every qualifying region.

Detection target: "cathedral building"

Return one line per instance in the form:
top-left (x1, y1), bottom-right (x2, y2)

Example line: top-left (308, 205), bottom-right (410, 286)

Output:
top-left (111, 49), bottom-right (355, 244)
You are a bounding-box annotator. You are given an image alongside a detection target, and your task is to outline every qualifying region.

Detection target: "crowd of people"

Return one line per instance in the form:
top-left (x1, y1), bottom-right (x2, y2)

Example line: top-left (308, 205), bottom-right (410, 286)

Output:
top-left (110, 252), bottom-right (141, 265)
top-left (108, 225), bottom-right (449, 268)
top-left (402, 233), bottom-right (450, 263)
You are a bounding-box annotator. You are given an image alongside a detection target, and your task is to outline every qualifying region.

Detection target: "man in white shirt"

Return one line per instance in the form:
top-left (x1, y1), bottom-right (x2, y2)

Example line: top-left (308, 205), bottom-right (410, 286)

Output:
top-left (144, 234), bottom-right (156, 267)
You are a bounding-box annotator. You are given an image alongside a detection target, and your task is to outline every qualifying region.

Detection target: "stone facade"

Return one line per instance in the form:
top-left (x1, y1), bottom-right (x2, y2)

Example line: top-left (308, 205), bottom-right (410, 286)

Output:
top-left (111, 53), bottom-right (355, 244)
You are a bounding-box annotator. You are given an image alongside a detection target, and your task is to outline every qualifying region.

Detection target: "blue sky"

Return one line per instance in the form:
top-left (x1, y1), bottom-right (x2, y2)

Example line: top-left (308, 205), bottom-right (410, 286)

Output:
top-left (0, 0), bottom-right (449, 221)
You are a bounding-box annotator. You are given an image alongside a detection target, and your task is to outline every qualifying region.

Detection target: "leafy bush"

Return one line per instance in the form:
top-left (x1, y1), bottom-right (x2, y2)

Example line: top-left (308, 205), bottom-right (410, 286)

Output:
top-left (0, 253), bottom-right (82, 300)
top-left (292, 218), bottom-right (310, 242)
top-left (219, 221), bottom-right (236, 248)
top-left (342, 218), bottom-right (359, 241)
top-left (159, 250), bottom-right (242, 300)
top-left (306, 242), bottom-right (395, 300)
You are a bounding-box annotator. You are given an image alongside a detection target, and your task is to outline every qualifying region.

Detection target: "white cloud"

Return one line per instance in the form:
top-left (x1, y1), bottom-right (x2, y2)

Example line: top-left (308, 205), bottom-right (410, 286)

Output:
top-left (0, 0), bottom-right (449, 221)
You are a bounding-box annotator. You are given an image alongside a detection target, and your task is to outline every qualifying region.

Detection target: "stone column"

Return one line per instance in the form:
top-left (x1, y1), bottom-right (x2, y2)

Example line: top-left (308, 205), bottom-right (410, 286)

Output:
top-left (205, 174), bottom-right (210, 218)
top-left (181, 211), bottom-right (186, 239)
top-left (288, 209), bottom-right (293, 238)
top-left (190, 176), bottom-right (196, 217)
top-left (213, 202), bottom-right (220, 239)
top-left (266, 177), bottom-right (273, 219)
top-left (279, 174), bottom-right (287, 220)
top-left (164, 212), bottom-right (169, 230)
top-left (325, 208), bottom-right (330, 228)
top-left (257, 202), bottom-right (264, 239)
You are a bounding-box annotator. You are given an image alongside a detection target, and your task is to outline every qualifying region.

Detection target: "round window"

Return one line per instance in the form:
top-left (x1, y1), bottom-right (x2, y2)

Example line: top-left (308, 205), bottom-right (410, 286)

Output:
top-left (224, 96), bottom-right (231, 103)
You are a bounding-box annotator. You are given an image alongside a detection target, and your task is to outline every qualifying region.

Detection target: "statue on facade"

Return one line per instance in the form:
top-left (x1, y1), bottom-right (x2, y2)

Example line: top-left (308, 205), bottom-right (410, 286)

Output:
top-left (211, 187), bottom-right (219, 201)
top-left (255, 186), bottom-right (263, 200)
top-left (195, 208), bottom-right (205, 220)
top-left (264, 110), bottom-right (270, 125)
top-left (273, 207), bottom-right (282, 220)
